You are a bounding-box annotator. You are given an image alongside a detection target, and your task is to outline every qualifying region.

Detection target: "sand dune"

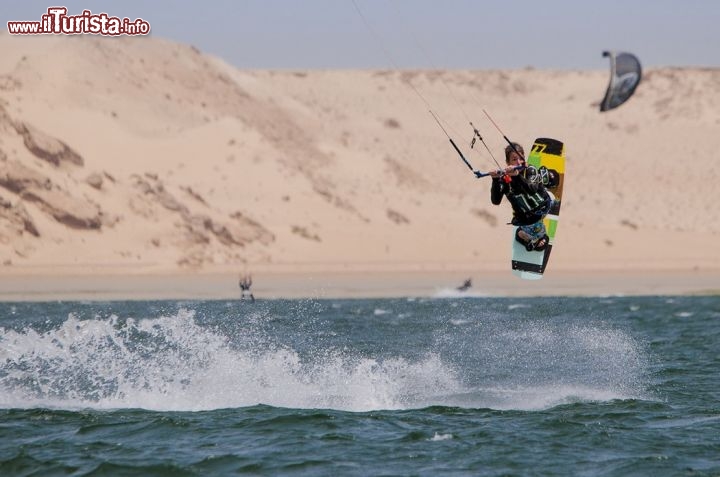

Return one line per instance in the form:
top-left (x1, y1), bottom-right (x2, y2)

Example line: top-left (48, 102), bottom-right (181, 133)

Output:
top-left (1, 32), bottom-right (719, 291)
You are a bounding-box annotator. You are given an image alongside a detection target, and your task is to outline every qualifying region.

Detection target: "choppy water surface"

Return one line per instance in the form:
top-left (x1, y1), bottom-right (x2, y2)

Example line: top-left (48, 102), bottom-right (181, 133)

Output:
top-left (1, 296), bottom-right (719, 475)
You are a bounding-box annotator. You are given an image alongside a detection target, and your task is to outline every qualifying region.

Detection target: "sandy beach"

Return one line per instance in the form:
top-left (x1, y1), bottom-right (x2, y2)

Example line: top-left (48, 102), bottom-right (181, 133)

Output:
top-left (1, 268), bottom-right (718, 302)
top-left (1, 33), bottom-right (719, 300)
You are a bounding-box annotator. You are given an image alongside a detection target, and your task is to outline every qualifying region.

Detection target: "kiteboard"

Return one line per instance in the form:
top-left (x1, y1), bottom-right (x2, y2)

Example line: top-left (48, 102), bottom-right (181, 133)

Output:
top-left (511, 138), bottom-right (565, 280)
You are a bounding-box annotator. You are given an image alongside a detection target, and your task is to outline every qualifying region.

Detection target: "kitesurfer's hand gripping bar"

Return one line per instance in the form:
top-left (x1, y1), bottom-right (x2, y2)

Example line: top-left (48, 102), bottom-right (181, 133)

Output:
top-left (473, 165), bottom-right (523, 179)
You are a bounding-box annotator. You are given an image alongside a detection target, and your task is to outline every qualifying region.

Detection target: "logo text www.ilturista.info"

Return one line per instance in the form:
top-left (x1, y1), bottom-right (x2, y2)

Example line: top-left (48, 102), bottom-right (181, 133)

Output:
top-left (7, 7), bottom-right (150, 36)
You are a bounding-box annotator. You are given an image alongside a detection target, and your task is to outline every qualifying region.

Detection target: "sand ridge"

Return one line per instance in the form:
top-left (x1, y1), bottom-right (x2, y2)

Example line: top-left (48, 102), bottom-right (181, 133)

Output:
top-left (0, 32), bottom-right (718, 297)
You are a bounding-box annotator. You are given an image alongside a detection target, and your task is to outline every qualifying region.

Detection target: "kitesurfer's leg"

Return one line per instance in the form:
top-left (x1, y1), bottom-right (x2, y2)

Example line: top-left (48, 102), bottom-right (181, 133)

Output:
top-left (533, 234), bottom-right (549, 251)
top-left (515, 228), bottom-right (532, 247)
top-left (529, 220), bottom-right (549, 250)
top-left (517, 221), bottom-right (548, 251)
top-left (516, 227), bottom-right (537, 251)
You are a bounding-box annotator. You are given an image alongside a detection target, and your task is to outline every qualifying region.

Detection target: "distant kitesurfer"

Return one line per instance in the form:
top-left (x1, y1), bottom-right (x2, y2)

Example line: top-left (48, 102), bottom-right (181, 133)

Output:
top-left (456, 278), bottom-right (472, 292)
top-left (239, 274), bottom-right (255, 302)
top-left (489, 143), bottom-right (558, 251)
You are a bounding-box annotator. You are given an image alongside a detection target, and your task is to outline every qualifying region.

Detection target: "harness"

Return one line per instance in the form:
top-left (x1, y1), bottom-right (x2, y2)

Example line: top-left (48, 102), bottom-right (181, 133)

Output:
top-left (503, 167), bottom-right (553, 225)
top-left (506, 168), bottom-right (551, 215)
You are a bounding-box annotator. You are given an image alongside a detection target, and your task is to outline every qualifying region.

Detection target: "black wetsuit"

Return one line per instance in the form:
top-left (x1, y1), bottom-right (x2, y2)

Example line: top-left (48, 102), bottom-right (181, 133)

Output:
top-left (490, 168), bottom-right (552, 226)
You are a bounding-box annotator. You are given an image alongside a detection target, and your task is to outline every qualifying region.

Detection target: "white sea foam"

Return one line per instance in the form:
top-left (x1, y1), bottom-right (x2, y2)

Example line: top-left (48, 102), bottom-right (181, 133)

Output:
top-left (432, 287), bottom-right (487, 299)
top-left (474, 384), bottom-right (637, 411)
top-left (0, 311), bottom-right (461, 412)
top-left (0, 309), bottom-right (650, 413)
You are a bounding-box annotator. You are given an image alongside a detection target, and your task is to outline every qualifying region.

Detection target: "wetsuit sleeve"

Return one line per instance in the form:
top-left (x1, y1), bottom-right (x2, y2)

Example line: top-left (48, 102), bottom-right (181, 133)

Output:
top-left (490, 178), bottom-right (505, 205)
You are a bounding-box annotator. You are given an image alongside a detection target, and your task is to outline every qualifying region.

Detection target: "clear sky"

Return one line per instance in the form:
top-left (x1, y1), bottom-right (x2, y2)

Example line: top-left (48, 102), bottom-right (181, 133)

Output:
top-left (5, 1), bottom-right (720, 69)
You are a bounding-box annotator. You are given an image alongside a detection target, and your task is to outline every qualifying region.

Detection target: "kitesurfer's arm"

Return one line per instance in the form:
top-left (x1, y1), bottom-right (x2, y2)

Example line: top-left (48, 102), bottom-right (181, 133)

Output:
top-left (490, 176), bottom-right (505, 205)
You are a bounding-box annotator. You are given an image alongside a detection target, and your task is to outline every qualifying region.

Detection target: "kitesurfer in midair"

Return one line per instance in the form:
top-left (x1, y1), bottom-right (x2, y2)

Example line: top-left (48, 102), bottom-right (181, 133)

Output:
top-left (489, 143), bottom-right (556, 251)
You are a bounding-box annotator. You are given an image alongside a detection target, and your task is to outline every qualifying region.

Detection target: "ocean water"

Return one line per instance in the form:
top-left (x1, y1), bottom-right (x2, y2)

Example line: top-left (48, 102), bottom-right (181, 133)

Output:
top-left (0, 295), bottom-right (719, 476)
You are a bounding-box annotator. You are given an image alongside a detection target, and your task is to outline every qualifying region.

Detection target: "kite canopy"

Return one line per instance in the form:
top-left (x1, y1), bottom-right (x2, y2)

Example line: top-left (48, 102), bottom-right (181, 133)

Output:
top-left (600, 51), bottom-right (642, 112)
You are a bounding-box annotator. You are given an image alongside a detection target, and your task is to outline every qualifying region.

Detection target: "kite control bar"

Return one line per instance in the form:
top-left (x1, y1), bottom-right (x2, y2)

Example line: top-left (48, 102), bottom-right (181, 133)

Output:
top-left (473, 165), bottom-right (523, 182)
top-left (432, 108), bottom-right (525, 182)
top-left (437, 118), bottom-right (515, 180)
top-left (447, 136), bottom-right (519, 181)
top-left (447, 134), bottom-right (522, 182)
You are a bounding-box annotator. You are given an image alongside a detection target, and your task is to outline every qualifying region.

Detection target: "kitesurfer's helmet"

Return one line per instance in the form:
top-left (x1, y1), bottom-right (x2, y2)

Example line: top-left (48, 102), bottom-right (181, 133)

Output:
top-left (504, 142), bottom-right (524, 163)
